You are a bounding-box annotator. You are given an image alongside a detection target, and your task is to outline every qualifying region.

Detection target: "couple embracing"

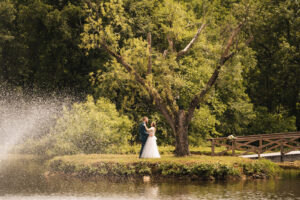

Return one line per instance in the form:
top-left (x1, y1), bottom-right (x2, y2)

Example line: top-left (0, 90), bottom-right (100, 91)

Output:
top-left (139, 117), bottom-right (160, 158)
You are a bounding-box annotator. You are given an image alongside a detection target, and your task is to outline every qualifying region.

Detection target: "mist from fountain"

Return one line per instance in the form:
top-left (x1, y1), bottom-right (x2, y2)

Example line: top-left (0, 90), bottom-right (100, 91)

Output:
top-left (0, 88), bottom-right (72, 161)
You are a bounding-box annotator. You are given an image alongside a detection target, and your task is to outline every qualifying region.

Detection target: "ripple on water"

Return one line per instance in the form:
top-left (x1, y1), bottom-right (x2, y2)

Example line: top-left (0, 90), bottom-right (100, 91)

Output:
top-left (0, 159), bottom-right (300, 200)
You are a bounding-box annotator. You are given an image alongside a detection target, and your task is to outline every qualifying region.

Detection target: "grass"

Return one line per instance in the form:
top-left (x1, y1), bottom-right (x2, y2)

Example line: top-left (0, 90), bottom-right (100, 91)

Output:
top-left (120, 145), bottom-right (244, 156)
top-left (278, 161), bottom-right (300, 169)
top-left (51, 154), bottom-right (251, 165)
top-left (48, 154), bottom-right (280, 180)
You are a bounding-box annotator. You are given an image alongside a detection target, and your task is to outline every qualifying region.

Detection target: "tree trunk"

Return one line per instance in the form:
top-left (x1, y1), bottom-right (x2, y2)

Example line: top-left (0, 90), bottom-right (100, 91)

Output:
top-left (174, 110), bottom-right (190, 156)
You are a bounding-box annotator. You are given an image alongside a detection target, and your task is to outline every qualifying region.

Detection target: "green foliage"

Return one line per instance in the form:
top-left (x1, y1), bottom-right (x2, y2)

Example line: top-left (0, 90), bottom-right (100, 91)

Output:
top-left (81, 0), bottom-right (260, 146)
top-left (1, 0), bottom-right (299, 151)
top-left (0, 0), bottom-right (15, 42)
top-left (18, 96), bottom-right (133, 156)
top-left (245, 0), bottom-right (300, 130)
top-left (214, 51), bottom-right (257, 136)
top-left (189, 105), bottom-right (221, 145)
top-left (241, 159), bottom-right (281, 178)
top-left (48, 154), bottom-right (279, 180)
top-left (248, 107), bottom-right (296, 134)
top-left (52, 95), bottom-right (133, 154)
top-left (0, 0), bottom-right (101, 93)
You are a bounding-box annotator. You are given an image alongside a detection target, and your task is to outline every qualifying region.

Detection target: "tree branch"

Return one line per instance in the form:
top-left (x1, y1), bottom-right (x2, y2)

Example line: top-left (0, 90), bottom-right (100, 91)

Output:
top-left (162, 34), bottom-right (174, 58)
top-left (177, 23), bottom-right (206, 58)
top-left (86, 0), bottom-right (99, 19)
top-left (167, 34), bottom-right (174, 53)
top-left (147, 32), bottom-right (152, 75)
top-left (163, 50), bottom-right (168, 58)
top-left (186, 22), bottom-right (246, 123)
top-left (99, 40), bottom-right (176, 130)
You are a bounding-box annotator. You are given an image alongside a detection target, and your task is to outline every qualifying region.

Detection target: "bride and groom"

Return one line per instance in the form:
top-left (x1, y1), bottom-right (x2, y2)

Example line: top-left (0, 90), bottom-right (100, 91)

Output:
top-left (139, 117), bottom-right (160, 158)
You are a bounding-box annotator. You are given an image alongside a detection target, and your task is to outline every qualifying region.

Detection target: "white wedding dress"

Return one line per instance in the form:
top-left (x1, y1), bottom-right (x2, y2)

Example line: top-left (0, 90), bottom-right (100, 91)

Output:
top-left (141, 127), bottom-right (160, 158)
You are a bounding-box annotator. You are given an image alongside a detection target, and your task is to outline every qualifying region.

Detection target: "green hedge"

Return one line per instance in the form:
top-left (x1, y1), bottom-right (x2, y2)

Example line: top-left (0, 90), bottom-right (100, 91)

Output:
top-left (48, 158), bottom-right (279, 180)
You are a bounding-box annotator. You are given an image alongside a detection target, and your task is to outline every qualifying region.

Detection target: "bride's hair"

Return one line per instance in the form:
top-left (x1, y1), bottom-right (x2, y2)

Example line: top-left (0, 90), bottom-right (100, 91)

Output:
top-left (151, 122), bottom-right (156, 127)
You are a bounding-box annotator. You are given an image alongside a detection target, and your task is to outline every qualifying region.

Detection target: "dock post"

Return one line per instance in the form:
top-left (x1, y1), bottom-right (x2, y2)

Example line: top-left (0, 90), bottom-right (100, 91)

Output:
top-left (232, 140), bottom-right (236, 156)
top-left (258, 136), bottom-right (262, 158)
top-left (280, 139), bottom-right (284, 162)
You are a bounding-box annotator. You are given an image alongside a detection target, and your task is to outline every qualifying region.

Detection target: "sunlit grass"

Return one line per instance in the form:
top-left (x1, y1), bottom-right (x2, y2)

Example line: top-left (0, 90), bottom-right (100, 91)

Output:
top-left (119, 145), bottom-right (244, 155)
top-left (278, 161), bottom-right (300, 169)
top-left (51, 153), bottom-right (253, 166)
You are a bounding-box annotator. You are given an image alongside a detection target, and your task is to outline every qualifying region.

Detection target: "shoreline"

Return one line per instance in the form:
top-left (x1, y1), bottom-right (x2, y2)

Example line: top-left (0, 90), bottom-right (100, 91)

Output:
top-left (3, 154), bottom-right (299, 182)
top-left (47, 154), bottom-right (282, 181)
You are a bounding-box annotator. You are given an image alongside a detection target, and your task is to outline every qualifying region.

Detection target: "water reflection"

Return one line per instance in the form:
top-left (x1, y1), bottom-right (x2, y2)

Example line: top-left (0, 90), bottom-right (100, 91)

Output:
top-left (0, 159), bottom-right (300, 200)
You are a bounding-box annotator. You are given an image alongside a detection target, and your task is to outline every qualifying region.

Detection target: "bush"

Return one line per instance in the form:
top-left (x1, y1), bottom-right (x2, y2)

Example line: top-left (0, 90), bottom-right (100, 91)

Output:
top-left (248, 106), bottom-right (296, 134)
top-left (51, 95), bottom-right (133, 154)
top-left (48, 158), bottom-right (243, 180)
top-left (241, 159), bottom-right (281, 178)
top-left (189, 105), bottom-right (221, 146)
top-left (18, 96), bottom-right (133, 156)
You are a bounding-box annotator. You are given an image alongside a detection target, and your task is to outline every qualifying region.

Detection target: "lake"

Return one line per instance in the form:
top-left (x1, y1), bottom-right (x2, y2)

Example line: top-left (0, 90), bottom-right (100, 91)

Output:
top-left (0, 158), bottom-right (300, 200)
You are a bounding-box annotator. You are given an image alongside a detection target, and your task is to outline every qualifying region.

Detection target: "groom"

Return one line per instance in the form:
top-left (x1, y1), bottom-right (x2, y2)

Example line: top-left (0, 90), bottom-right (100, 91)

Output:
top-left (139, 116), bottom-right (149, 158)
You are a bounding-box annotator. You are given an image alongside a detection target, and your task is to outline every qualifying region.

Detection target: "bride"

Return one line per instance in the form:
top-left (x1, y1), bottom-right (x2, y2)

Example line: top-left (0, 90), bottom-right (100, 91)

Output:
top-left (140, 122), bottom-right (160, 158)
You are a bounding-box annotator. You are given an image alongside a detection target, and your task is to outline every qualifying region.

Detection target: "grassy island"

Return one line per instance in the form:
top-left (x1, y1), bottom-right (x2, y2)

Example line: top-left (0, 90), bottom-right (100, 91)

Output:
top-left (48, 154), bottom-right (280, 181)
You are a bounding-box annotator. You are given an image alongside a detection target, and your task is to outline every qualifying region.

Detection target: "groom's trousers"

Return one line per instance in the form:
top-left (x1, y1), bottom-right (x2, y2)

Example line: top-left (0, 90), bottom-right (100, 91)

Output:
top-left (139, 141), bottom-right (146, 158)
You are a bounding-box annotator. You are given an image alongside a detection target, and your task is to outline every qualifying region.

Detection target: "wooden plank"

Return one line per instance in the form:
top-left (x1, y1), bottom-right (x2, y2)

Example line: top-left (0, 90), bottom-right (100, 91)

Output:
top-left (266, 143), bottom-right (281, 152)
top-left (284, 148), bottom-right (300, 154)
top-left (208, 132), bottom-right (300, 157)
top-left (283, 143), bottom-right (299, 149)
top-left (212, 132), bottom-right (300, 140)
top-left (261, 140), bottom-right (280, 149)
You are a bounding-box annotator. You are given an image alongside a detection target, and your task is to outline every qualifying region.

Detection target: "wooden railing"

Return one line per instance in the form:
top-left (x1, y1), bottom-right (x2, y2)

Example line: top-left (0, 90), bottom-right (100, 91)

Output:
top-left (209, 132), bottom-right (300, 161)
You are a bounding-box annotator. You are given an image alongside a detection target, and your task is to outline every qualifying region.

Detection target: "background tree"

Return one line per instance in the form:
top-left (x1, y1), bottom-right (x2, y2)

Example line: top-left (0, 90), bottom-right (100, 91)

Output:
top-left (245, 0), bottom-right (300, 130)
top-left (0, 0), bottom-right (103, 96)
top-left (81, 0), bottom-right (254, 156)
top-left (0, 0), bottom-right (16, 83)
top-left (1, 0), bottom-right (298, 156)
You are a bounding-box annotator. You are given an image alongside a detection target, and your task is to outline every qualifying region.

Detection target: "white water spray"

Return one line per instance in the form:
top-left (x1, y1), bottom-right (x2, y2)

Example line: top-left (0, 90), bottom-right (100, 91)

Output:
top-left (0, 90), bottom-right (70, 161)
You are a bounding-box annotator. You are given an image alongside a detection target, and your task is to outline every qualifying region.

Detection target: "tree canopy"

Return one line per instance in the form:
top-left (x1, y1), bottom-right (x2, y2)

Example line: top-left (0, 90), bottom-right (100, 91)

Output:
top-left (0, 0), bottom-right (298, 156)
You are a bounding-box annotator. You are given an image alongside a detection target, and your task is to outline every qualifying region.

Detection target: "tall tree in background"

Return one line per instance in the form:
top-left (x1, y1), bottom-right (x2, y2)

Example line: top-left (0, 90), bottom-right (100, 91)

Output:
top-left (0, 0), bottom-right (103, 95)
top-left (246, 0), bottom-right (300, 130)
top-left (0, 0), bottom-right (16, 82)
top-left (81, 0), bottom-right (254, 156)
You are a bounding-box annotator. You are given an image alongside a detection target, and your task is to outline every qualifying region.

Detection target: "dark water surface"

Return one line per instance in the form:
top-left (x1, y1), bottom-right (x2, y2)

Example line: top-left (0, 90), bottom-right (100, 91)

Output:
top-left (0, 158), bottom-right (300, 200)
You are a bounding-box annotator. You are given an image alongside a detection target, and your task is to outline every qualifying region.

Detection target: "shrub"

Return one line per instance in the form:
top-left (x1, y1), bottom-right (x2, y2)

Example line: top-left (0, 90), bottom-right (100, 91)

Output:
top-left (241, 159), bottom-right (280, 178)
top-left (17, 96), bottom-right (133, 156)
top-left (248, 106), bottom-right (296, 134)
top-left (189, 105), bottom-right (221, 146)
top-left (51, 96), bottom-right (133, 154)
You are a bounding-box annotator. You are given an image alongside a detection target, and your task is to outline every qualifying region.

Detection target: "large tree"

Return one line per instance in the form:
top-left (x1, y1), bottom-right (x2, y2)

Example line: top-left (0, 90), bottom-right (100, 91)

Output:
top-left (0, 0), bottom-right (102, 95)
top-left (245, 0), bottom-right (300, 130)
top-left (81, 0), bottom-right (254, 156)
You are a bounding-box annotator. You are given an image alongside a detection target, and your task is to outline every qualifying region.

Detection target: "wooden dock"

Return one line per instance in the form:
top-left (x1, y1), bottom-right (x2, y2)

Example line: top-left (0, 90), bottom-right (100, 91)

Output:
top-left (240, 150), bottom-right (300, 162)
top-left (209, 132), bottom-right (300, 162)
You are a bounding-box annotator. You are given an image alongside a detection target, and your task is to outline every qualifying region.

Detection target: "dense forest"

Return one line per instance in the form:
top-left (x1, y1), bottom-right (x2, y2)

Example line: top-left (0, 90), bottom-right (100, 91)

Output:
top-left (0, 0), bottom-right (299, 155)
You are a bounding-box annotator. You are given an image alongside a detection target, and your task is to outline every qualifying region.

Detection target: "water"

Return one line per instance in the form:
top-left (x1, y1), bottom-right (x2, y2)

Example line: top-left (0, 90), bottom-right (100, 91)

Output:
top-left (0, 158), bottom-right (299, 200)
top-left (0, 102), bottom-right (58, 158)
top-left (1, 88), bottom-right (300, 200)
top-left (0, 89), bottom-right (72, 160)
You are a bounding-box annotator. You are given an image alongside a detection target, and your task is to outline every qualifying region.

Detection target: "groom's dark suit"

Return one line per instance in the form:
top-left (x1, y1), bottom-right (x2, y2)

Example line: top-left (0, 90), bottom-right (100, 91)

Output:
top-left (139, 122), bottom-right (148, 158)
